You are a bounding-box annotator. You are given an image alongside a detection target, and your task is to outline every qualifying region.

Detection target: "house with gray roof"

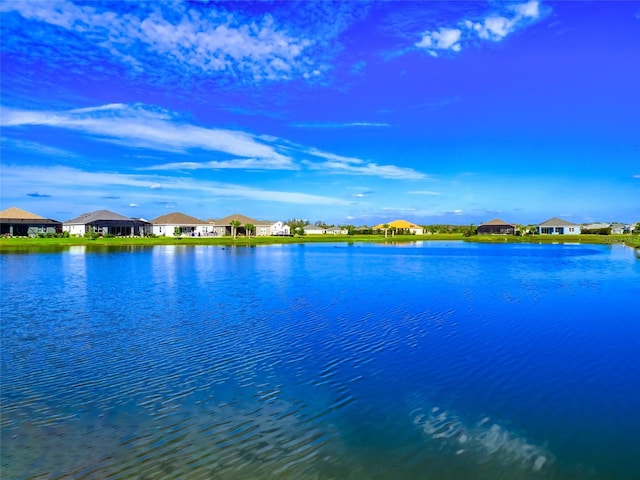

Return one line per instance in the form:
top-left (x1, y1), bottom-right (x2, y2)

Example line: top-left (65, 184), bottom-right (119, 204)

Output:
top-left (477, 218), bottom-right (516, 235)
top-left (1, 207), bottom-right (62, 236)
top-left (151, 212), bottom-right (210, 237)
top-left (537, 217), bottom-right (581, 235)
top-left (63, 209), bottom-right (151, 236)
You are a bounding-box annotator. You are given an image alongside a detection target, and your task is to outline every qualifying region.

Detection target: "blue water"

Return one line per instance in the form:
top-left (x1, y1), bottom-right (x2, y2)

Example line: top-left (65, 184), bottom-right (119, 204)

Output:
top-left (1, 241), bottom-right (639, 479)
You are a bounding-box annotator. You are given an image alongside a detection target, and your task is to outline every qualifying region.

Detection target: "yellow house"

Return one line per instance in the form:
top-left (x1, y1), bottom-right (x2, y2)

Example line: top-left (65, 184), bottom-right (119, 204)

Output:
top-left (372, 219), bottom-right (424, 235)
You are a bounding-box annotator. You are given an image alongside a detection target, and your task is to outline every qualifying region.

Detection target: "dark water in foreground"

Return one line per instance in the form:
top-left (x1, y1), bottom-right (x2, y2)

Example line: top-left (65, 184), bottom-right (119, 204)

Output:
top-left (1, 242), bottom-right (639, 479)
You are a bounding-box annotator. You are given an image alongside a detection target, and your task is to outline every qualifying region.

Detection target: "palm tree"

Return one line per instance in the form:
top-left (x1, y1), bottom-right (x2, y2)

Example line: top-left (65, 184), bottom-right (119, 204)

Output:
top-left (245, 223), bottom-right (255, 239)
top-left (382, 223), bottom-right (389, 238)
top-left (230, 220), bottom-right (241, 239)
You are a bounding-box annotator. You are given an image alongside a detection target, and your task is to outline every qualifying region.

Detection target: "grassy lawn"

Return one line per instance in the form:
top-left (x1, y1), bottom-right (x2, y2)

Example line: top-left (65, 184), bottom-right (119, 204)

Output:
top-left (1, 233), bottom-right (638, 251)
top-left (468, 234), bottom-right (640, 248)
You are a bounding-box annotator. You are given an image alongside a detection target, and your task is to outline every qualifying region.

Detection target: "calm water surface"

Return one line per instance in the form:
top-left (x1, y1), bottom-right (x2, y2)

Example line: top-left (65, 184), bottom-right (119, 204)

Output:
top-left (1, 241), bottom-right (639, 479)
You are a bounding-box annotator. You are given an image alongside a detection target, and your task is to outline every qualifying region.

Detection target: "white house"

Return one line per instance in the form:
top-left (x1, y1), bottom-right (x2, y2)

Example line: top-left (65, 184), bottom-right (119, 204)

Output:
top-left (151, 212), bottom-right (210, 237)
top-left (270, 221), bottom-right (291, 236)
top-left (537, 217), bottom-right (581, 235)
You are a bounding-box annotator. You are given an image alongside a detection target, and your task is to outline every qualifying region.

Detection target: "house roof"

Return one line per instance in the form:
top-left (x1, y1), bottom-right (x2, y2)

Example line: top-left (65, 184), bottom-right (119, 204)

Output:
top-left (65, 209), bottom-right (134, 224)
top-left (583, 223), bottom-right (610, 229)
top-left (538, 217), bottom-right (578, 227)
top-left (150, 212), bottom-right (206, 225)
top-left (372, 219), bottom-right (422, 229)
top-left (207, 213), bottom-right (270, 226)
top-left (0, 207), bottom-right (46, 220)
top-left (479, 218), bottom-right (515, 227)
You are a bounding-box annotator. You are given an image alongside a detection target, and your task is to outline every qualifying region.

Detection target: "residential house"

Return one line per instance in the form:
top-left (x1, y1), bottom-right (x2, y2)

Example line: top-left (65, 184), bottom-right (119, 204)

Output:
top-left (477, 218), bottom-right (516, 235)
top-left (610, 223), bottom-right (626, 235)
top-left (536, 217), bottom-right (581, 235)
top-left (0, 207), bottom-right (62, 236)
top-left (270, 221), bottom-right (291, 236)
top-left (372, 219), bottom-right (424, 235)
top-left (303, 225), bottom-right (327, 235)
top-left (63, 209), bottom-right (151, 236)
top-left (151, 212), bottom-right (210, 237)
top-left (206, 214), bottom-right (272, 237)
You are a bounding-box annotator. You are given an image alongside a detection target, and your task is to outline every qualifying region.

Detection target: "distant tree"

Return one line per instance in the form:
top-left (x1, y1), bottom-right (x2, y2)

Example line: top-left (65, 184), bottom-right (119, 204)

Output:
top-left (382, 223), bottom-right (389, 238)
top-left (245, 223), bottom-right (255, 238)
top-left (634, 222), bottom-right (640, 234)
top-left (342, 224), bottom-right (356, 235)
top-left (462, 224), bottom-right (477, 237)
top-left (230, 220), bottom-right (241, 239)
top-left (286, 218), bottom-right (307, 236)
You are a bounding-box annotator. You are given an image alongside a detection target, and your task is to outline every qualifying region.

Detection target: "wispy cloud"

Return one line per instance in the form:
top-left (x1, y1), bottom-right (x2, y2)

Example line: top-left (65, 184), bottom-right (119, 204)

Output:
top-left (1, 103), bottom-right (293, 166)
top-left (291, 122), bottom-right (391, 128)
top-left (2, 103), bottom-right (422, 180)
top-left (415, 1), bottom-right (545, 56)
top-left (1, 164), bottom-right (350, 207)
top-left (142, 158), bottom-right (299, 172)
top-left (304, 149), bottom-right (427, 180)
top-left (1, 137), bottom-right (81, 159)
top-left (408, 190), bottom-right (441, 196)
top-left (1, 0), bottom-right (323, 82)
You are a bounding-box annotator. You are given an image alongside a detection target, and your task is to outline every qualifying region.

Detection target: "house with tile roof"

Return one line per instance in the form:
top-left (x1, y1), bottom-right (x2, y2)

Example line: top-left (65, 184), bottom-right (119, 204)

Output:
top-left (63, 209), bottom-right (151, 236)
top-left (477, 218), bottom-right (516, 235)
top-left (0, 207), bottom-right (62, 236)
top-left (536, 217), bottom-right (581, 235)
top-left (372, 219), bottom-right (424, 235)
top-left (151, 212), bottom-right (210, 237)
top-left (206, 214), bottom-right (273, 237)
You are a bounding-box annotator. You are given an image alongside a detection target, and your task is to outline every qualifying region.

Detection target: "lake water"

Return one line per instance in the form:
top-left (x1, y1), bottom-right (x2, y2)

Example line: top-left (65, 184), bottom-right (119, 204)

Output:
top-left (1, 241), bottom-right (639, 479)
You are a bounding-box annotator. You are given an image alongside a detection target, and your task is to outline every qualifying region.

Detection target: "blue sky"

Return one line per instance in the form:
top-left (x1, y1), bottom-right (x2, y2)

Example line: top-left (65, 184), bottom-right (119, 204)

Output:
top-left (1, 1), bottom-right (639, 225)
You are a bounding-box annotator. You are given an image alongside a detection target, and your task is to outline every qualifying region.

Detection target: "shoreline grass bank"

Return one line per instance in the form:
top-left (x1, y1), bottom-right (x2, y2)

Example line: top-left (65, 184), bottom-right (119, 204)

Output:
top-left (1, 233), bottom-right (638, 251)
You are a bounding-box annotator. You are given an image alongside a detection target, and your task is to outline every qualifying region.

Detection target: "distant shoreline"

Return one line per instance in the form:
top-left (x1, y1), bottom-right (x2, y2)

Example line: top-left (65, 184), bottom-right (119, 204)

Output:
top-left (1, 233), bottom-right (639, 251)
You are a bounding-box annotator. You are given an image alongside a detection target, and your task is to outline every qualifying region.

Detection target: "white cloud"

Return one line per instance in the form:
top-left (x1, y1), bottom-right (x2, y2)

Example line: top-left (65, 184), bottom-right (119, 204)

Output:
top-left (291, 121), bottom-right (391, 128)
top-left (143, 158), bottom-right (298, 171)
top-left (2, 102), bottom-right (428, 181)
top-left (0, 164), bottom-right (350, 207)
top-left (415, 28), bottom-right (462, 56)
top-left (0, 137), bottom-right (82, 159)
top-left (415, 0), bottom-right (544, 55)
top-left (304, 148), bottom-right (427, 180)
top-left (1, 103), bottom-right (292, 166)
top-left (408, 190), bottom-right (441, 195)
top-left (2, 0), bottom-right (317, 82)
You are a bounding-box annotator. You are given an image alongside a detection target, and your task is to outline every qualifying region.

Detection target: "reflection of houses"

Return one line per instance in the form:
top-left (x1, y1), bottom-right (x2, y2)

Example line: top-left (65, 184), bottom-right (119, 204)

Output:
top-left (63, 210), bottom-right (152, 236)
top-left (536, 217), bottom-right (581, 235)
top-left (372, 219), bottom-right (424, 235)
top-left (270, 221), bottom-right (291, 236)
top-left (1, 207), bottom-right (62, 236)
top-left (206, 214), bottom-right (273, 237)
top-left (151, 212), bottom-right (210, 237)
top-left (477, 218), bottom-right (516, 235)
